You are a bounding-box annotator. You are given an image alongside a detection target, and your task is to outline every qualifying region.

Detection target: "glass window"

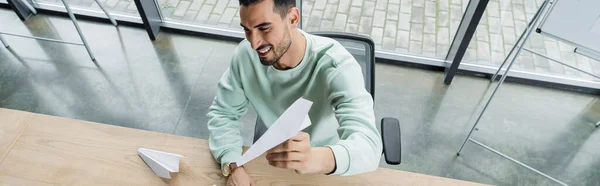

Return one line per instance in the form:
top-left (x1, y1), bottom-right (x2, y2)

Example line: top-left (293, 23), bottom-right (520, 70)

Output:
top-left (463, 0), bottom-right (600, 81)
top-left (30, 0), bottom-right (141, 17)
top-left (158, 0), bottom-right (242, 31)
top-left (302, 0), bottom-right (467, 59)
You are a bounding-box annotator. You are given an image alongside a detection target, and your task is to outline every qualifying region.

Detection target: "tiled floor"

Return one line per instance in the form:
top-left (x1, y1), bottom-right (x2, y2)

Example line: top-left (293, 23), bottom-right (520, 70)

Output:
top-left (0, 9), bottom-right (599, 186)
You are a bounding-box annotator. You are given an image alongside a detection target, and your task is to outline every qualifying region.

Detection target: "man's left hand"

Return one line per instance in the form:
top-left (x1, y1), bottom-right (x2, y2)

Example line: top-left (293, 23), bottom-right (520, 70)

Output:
top-left (266, 132), bottom-right (336, 174)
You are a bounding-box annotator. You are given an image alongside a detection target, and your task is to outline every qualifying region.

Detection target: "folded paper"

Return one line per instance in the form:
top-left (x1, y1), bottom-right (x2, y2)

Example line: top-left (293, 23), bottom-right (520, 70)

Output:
top-left (237, 97), bottom-right (313, 166)
top-left (138, 148), bottom-right (183, 179)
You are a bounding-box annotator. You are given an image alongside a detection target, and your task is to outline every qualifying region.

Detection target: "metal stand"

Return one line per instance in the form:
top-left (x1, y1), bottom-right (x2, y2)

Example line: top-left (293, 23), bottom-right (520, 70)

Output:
top-left (93, 0), bottom-right (117, 26)
top-left (522, 48), bottom-right (600, 79)
top-left (59, 0), bottom-right (95, 61)
top-left (1, 0), bottom-right (119, 61)
top-left (456, 1), bottom-right (570, 186)
top-left (21, 0), bottom-right (37, 14)
top-left (0, 35), bottom-right (8, 48)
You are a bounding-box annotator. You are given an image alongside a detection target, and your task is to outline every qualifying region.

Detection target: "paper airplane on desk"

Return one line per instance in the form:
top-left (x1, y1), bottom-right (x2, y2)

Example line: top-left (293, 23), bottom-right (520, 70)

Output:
top-left (237, 97), bottom-right (313, 166)
top-left (138, 148), bottom-right (183, 179)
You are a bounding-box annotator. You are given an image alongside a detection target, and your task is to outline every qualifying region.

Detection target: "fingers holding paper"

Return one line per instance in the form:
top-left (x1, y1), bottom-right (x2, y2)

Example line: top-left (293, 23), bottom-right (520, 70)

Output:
top-left (266, 151), bottom-right (306, 161)
top-left (266, 132), bottom-right (310, 171)
top-left (266, 132), bottom-right (335, 174)
top-left (268, 132), bottom-right (310, 153)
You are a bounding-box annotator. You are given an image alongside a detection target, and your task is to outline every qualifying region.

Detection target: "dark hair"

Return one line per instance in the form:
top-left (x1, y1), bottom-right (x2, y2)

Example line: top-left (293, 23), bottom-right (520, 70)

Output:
top-left (239, 0), bottom-right (296, 17)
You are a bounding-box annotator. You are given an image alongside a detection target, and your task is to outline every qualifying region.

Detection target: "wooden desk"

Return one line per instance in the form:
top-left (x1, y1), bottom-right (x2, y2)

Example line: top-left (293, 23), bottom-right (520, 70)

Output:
top-left (0, 109), bottom-right (488, 186)
top-left (0, 108), bottom-right (34, 164)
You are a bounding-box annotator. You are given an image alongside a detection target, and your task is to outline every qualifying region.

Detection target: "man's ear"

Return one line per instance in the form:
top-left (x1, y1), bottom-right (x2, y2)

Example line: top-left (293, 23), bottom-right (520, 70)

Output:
top-left (287, 7), bottom-right (300, 28)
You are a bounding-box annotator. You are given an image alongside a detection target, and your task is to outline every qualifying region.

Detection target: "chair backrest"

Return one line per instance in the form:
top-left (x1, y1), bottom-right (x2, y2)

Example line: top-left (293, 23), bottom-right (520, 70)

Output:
top-left (311, 32), bottom-right (376, 99)
top-left (253, 32), bottom-right (376, 143)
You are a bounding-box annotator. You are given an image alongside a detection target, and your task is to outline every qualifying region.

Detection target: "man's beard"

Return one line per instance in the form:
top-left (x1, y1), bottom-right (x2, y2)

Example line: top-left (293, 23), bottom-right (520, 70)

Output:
top-left (260, 27), bottom-right (292, 66)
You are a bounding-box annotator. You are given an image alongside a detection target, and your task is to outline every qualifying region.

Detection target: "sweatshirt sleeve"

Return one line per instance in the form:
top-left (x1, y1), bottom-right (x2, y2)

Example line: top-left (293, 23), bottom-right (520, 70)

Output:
top-left (207, 49), bottom-right (249, 169)
top-left (325, 55), bottom-right (383, 176)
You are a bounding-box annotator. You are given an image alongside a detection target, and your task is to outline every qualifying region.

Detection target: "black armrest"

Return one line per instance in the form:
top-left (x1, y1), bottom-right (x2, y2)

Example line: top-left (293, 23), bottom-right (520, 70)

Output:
top-left (381, 117), bottom-right (401, 165)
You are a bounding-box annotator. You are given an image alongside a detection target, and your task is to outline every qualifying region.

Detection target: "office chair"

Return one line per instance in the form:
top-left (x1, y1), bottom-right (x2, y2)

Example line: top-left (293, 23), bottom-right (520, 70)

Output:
top-left (253, 32), bottom-right (402, 165)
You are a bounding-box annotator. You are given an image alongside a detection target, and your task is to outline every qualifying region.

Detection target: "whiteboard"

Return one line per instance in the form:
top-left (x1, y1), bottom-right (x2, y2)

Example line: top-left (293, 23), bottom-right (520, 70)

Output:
top-left (538, 0), bottom-right (600, 54)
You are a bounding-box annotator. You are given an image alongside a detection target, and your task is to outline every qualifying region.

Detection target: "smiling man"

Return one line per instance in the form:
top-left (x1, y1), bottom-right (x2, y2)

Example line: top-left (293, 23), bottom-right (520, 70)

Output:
top-left (207, 0), bottom-right (383, 185)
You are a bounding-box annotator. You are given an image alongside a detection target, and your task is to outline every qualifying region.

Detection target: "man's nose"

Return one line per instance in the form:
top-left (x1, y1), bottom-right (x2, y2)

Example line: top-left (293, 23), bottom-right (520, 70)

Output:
top-left (250, 33), bottom-right (264, 50)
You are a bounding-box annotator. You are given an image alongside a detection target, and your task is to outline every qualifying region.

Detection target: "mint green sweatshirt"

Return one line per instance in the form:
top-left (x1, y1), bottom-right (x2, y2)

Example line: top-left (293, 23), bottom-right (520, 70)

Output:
top-left (207, 30), bottom-right (382, 176)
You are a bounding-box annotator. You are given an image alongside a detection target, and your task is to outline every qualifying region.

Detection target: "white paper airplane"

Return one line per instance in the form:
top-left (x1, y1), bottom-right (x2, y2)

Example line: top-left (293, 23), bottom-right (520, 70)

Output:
top-left (237, 97), bottom-right (313, 166)
top-left (138, 148), bottom-right (183, 179)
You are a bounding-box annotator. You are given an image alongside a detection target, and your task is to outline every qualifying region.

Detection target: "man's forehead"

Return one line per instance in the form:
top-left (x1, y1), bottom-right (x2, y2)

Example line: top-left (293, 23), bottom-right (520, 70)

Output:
top-left (240, 4), bottom-right (283, 28)
top-left (239, 0), bottom-right (274, 15)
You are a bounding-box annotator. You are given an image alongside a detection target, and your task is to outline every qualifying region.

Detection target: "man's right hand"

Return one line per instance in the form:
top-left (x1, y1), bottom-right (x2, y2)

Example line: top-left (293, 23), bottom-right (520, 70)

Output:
top-left (227, 167), bottom-right (256, 186)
